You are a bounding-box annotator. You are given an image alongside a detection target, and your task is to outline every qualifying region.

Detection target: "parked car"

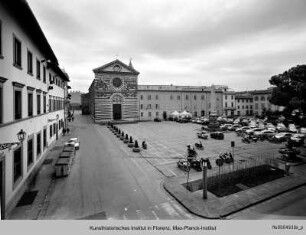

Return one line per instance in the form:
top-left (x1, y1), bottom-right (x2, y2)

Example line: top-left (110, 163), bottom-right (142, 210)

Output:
top-left (229, 124), bottom-right (241, 131)
top-left (271, 132), bottom-right (292, 142)
top-left (288, 124), bottom-right (298, 133)
top-left (254, 129), bottom-right (276, 139)
top-left (210, 132), bottom-right (224, 140)
top-left (276, 123), bottom-right (287, 132)
top-left (246, 128), bottom-right (263, 135)
top-left (65, 137), bottom-right (80, 150)
top-left (290, 133), bottom-right (305, 146)
top-left (220, 124), bottom-right (232, 131)
top-left (236, 126), bottom-right (251, 133)
top-left (154, 117), bottom-right (162, 122)
top-left (197, 130), bottom-right (209, 139)
top-left (266, 123), bottom-right (276, 132)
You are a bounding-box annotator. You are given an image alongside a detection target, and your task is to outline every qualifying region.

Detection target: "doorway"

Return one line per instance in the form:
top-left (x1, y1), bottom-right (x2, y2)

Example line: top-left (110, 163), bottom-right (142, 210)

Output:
top-left (113, 104), bottom-right (122, 120)
top-left (0, 158), bottom-right (5, 220)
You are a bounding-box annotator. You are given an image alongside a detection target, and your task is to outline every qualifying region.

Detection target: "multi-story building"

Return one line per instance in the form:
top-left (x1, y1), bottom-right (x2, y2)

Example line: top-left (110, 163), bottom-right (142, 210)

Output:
top-left (250, 89), bottom-right (280, 116)
top-left (222, 87), bottom-right (236, 117)
top-left (138, 85), bottom-right (223, 120)
top-left (235, 93), bottom-right (253, 116)
top-left (0, 0), bottom-right (69, 219)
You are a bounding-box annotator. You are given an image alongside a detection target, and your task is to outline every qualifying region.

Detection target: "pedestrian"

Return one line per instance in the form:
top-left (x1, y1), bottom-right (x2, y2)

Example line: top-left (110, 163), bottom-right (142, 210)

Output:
top-left (63, 129), bottom-right (66, 136)
top-left (72, 116), bottom-right (74, 122)
top-left (67, 128), bottom-right (70, 134)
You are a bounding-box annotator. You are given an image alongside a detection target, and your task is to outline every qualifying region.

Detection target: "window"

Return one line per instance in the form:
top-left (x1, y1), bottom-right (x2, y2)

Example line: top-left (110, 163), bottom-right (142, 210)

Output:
top-left (231, 102), bottom-right (234, 107)
top-left (246, 105), bottom-right (248, 109)
top-left (231, 95), bottom-right (234, 99)
top-left (49, 73), bottom-right (52, 83)
top-left (194, 95), bottom-right (197, 100)
top-left (14, 89), bottom-right (22, 120)
top-left (27, 50), bottom-right (33, 75)
top-left (140, 95), bottom-right (143, 100)
top-left (155, 95), bottom-right (158, 100)
top-left (37, 132), bottom-right (41, 157)
top-left (250, 105), bottom-right (253, 109)
top-left (28, 92), bottom-right (33, 117)
top-left (13, 35), bottom-right (22, 68)
top-left (177, 95), bottom-right (180, 100)
top-left (43, 66), bottom-right (46, 83)
top-left (148, 112), bottom-right (151, 117)
top-left (225, 95), bottom-right (227, 100)
top-left (147, 104), bottom-right (151, 109)
top-left (43, 94), bottom-right (46, 113)
top-left (148, 95), bottom-right (151, 100)
top-left (36, 59), bottom-right (41, 79)
top-left (238, 105), bottom-right (240, 109)
top-left (53, 123), bottom-right (56, 135)
top-left (261, 103), bottom-right (265, 109)
top-left (27, 138), bottom-right (33, 167)
top-left (140, 104), bottom-right (143, 109)
top-left (50, 125), bottom-right (52, 138)
top-left (0, 85), bottom-right (2, 123)
top-left (186, 95), bottom-right (189, 100)
top-left (140, 112), bottom-right (143, 117)
top-left (261, 96), bottom-right (265, 101)
top-left (43, 128), bottom-right (47, 149)
top-left (242, 105), bottom-right (244, 109)
top-left (225, 103), bottom-right (228, 108)
top-left (255, 103), bottom-right (258, 109)
top-left (170, 95), bottom-right (173, 100)
top-left (201, 95), bottom-right (204, 100)
top-left (37, 93), bottom-right (41, 115)
top-left (0, 20), bottom-right (2, 57)
top-left (13, 146), bottom-right (22, 184)
top-left (156, 112), bottom-right (159, 117)
top-left (254, 96), bottom-right (258, 101)
top-left (156, 104), bottom-right (159, 109)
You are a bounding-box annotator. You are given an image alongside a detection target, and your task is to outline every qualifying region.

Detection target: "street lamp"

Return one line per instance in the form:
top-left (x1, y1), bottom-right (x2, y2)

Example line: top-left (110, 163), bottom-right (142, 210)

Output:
top-left (0, 129), bottom-right (26, 151)
top-left (17, 129), bottom-right (26, 142)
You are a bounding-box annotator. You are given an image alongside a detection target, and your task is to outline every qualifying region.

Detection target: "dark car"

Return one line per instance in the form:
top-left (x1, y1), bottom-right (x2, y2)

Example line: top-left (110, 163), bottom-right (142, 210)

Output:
top-left (210, 132), bottom-right (224, 140)
top-left (154, 117), bottom-right (162, 122)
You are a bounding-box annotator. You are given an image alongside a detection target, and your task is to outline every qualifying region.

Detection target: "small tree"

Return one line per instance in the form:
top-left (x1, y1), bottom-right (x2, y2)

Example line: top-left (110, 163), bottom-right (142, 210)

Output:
top-left (129, 136), bottom-right (133, 143)
top-left (125, 134), bottom-right (128, 140)
top-left (122, 131), bottom-right (124, 136)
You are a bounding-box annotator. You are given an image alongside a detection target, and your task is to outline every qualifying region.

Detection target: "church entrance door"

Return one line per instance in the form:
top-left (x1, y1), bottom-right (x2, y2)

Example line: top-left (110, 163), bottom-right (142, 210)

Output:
top-left (113, 104), bottom-right (122, 120)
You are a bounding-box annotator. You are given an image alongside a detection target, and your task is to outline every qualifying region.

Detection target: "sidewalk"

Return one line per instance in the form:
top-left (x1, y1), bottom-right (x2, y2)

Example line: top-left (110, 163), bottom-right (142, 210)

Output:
top-left (163, 161), bottom-right (306, 219)
top-left (8, 126), bottom-right (76, 220)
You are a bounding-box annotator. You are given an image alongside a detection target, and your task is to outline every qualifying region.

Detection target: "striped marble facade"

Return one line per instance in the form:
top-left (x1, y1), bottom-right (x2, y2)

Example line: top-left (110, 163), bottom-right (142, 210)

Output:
top-left (90, 60), bottom-right (140, 123)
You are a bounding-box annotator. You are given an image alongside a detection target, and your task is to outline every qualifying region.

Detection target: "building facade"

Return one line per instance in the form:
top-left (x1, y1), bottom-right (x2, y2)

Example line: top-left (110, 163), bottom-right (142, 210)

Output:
top-left (0, 0), bottom-right (69, 219)
top-left (69, 90), bottom-right (82, 111)
top-left (89, 59), bottom-right (139, 123)
top-left (138, 85), bottom-right (223, 120)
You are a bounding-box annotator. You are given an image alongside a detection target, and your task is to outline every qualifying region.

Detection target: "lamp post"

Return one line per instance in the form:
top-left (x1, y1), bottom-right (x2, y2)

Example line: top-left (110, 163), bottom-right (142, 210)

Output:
top-left (201, 158), bottom-right (212, 200)
top-left (0, 129), bottom-right (26, 151)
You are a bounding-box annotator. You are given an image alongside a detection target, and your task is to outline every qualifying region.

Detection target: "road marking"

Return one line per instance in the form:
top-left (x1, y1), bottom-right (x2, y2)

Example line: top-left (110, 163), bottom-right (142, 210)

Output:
top-left (160, 202), bottom-right (180, 218)
top-left (151, 210), bottom-right (159, 220)
top-left (168, 169), bottom-right (177, 176)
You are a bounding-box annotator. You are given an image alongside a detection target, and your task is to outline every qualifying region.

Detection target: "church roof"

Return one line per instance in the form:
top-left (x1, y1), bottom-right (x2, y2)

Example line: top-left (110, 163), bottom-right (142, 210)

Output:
top-left (92, 59), bottom-right (140, 75)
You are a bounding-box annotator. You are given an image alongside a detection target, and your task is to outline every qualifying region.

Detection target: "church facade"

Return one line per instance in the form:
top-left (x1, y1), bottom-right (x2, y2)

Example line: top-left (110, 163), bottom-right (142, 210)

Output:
top-left (89, 60), bottom-right (140, 123)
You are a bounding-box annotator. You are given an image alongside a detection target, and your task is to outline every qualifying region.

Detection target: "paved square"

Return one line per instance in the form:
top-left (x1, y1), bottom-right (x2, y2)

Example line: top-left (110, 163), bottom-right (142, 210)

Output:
top-left (117, 122), bottom-right (284, 177)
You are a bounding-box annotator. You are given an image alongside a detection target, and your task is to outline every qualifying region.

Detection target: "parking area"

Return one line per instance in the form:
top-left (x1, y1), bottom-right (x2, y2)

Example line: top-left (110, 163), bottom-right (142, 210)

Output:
top-left (116, 121), bottom-right (289, 178)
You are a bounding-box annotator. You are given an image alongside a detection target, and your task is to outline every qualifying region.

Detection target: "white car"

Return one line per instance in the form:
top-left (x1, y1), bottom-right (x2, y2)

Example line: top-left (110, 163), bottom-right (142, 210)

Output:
top-left (272, 132), bottom-right (292, 142)
top-left (254, 129), bottom-right (275, 139)
top-left (276, 123), bottom-right (287, 132)
top-left (246, 128), bottom-right (263, 135)
top-left (65, 137), bottom-right (80, 150)
top-left (288, 124), bottom-right (298, 133)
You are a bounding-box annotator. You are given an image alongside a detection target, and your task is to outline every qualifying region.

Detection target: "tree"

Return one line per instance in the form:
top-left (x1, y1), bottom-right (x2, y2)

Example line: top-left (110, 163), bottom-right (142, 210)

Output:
top-left (269, 65), bottom-right (306, 115)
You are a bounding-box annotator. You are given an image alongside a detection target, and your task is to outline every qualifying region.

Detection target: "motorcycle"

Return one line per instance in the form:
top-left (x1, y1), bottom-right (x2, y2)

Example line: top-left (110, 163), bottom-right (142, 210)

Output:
top-left (219, 152), bottom-right (234, 164)
top-left (190, 159), bottom-right (202, 171)
top-left (242, 136), bottom-right (251, 143)
top-left (177, 159), bottom-right (190, 172)
top-left (142, 141), bottom-right (147, 149)
top-left (195, 141), bottom-right (204, 150)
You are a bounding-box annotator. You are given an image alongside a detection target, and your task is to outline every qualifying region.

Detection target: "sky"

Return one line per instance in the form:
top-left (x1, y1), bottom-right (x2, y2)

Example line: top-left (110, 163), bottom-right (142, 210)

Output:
top-left (27, 0), bottom-right (306, 93)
